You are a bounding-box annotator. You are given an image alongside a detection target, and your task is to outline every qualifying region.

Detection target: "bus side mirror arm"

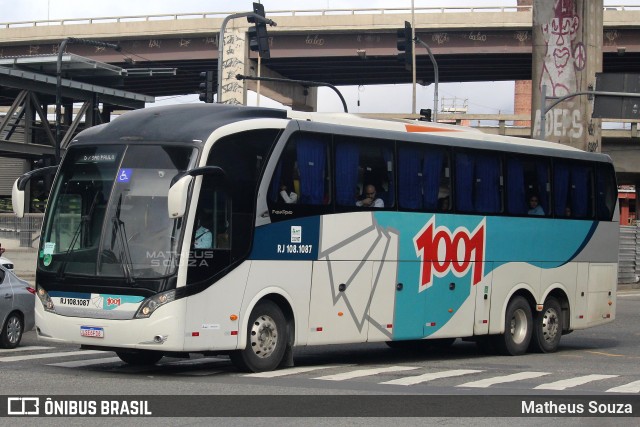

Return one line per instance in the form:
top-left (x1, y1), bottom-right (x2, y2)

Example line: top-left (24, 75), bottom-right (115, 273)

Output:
top-left (12, 165), bottom-right (58, 218)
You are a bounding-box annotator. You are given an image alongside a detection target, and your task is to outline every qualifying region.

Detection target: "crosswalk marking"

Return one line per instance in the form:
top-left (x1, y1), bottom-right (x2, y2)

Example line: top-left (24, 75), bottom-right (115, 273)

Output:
top-left (0, 350), bottom-right (108, 363)
top-left (458, 371), bottom-right (550, 388)
top-left (0, 346), bottom-right (54, 353)
top-left (245, 365), bottom-right (351, 378)
top-left (381, 369), bottom-right (483, 386)
top-left (534, 374), bottom-right (619, 390)
top-left (607, 380), bottom-right (640, 393)
top-left (314, 366), bottom-right (419, 381)
top-left (48, 356), bottom-right (122, 368)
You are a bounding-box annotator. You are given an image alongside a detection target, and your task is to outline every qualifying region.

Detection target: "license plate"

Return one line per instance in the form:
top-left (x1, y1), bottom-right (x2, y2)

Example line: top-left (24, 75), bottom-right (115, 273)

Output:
top-left (80, 326), bottom-right (104, 338)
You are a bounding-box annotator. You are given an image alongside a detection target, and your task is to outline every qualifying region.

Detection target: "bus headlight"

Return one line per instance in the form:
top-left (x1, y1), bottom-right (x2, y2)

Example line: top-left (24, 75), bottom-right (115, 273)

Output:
top-left (134, 290), bottom-right (176, 319)
top-left (36, 285), bottom-right (56, 313)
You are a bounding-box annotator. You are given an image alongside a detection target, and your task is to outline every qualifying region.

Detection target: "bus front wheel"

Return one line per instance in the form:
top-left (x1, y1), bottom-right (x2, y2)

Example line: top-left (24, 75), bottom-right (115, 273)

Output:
top-left (230, 300), bottom-right (287, 373)
top-left (529, 297), bottom-right (562, 353)
top-left (495, 296), bottom-right (532, 356)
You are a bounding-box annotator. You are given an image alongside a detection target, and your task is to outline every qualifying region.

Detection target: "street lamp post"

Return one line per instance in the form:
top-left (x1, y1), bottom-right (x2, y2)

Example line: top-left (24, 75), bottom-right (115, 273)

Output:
top-left (538, 84), bottom-right (640, 140)
top-left (414, 37), bottom-right (439, 122)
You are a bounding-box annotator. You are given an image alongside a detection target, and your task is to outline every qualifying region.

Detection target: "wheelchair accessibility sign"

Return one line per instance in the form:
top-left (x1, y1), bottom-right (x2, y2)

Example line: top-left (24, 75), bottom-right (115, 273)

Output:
top-left (117, 169), bottom-right (132, 183)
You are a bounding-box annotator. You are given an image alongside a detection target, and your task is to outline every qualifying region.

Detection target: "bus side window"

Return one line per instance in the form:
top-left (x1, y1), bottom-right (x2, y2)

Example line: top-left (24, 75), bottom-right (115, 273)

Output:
top-left (554, 161), bottom-right (594, 218)
top-left (596, 163), bottom-right (617, 220)
top-left (335, 135), bottom-right (394, 209)
top-left (455, 151), bottom-right (502, 214)
top-left (269, 132), bottom-right (331, 207)
top-left (398, 145), bottom-right (449, 211)
top-left (506, 156), bottom-right (550, 216)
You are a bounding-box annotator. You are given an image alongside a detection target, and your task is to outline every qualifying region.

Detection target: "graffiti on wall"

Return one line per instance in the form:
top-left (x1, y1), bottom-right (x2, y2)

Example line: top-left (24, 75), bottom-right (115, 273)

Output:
top-left (534, 0), bottom-right (585, 141)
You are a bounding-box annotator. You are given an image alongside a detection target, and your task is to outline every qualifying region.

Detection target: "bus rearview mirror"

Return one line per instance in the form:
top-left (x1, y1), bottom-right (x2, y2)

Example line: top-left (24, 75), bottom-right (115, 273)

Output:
top-left (12, 179), bottom-right (25, 218)
top-left (168, 175), bottom-right (193, 219)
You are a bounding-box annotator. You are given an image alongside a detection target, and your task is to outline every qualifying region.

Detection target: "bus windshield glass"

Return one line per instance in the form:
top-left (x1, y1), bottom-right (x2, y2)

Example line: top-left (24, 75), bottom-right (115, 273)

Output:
top-left (39, 144), bottom-right (197, 280)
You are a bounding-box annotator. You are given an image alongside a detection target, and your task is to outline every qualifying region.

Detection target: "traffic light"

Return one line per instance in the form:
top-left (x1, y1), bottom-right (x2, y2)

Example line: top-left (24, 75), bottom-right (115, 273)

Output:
top-left (397, 21), bottom-right (413, 72)
top-left (198, 71), bottom-right (214, 103)
top-left (247, 2), bottom-right (270, 59)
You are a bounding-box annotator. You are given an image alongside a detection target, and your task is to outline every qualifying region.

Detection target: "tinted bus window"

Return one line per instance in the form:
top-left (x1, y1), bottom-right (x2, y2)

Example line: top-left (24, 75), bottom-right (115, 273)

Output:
top-left (455, 150), bottom-right (503, 214)
top-left (506, 155), bottom-right (550, 216)
top-left (335, 136), bottom-right (394, 209)
top-left (269, 132), bottom-right (332, 207)
top-left (398, 145), bottom-right (450, 211)
top-left (596, 162), bottom-right (617, 221)
top-left (553, 161), bottom-right (594, 219)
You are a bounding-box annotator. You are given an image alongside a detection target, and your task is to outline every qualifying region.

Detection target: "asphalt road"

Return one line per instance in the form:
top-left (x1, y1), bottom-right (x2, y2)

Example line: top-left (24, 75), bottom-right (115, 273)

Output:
top-left (1, 290), bottom-right (639, 425)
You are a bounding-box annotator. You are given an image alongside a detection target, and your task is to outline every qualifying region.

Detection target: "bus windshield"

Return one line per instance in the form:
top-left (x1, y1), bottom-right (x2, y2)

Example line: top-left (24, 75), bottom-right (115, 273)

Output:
top-left (40, 144), bottom-right (197, 280)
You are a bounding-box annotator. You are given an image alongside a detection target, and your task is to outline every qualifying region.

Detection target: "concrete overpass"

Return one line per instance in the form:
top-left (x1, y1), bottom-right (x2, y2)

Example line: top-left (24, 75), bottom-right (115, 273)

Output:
top-left (1, 4), bottom-right (640, 194)
top-left (0, 5), bottom-right (639, 104)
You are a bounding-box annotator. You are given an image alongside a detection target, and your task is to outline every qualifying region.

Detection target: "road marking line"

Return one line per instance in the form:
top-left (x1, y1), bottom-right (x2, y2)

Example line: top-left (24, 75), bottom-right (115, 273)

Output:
top-left (245, 365), bottom-right (352, 378)
top-left (607, 380), bottom-right (640, 393)
top-left (0, 350), bottom-right (108, 363)
top-left (458, 371), bottom-right (550, 388)
top-left (314, 366), bottom-right (419, 381)
top-left (0, 346), bottom-right (54, 353)
top-left (381, 369), bottom-right (483, 386)
top-left (47, 356), bottom-right (122, 368)
top-left (534, 374), bottom-right (618, 390)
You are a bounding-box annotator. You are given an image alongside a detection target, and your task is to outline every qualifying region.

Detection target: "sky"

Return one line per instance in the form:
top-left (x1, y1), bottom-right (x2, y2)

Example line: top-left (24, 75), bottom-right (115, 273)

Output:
top-left (0, 0), bottom-right (636, 115)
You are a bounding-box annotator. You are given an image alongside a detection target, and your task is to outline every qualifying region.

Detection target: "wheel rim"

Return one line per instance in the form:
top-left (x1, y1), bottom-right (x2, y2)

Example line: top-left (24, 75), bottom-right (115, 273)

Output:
top-left (249, 314), bottom-right (278, 359)
top-left (509, 308), bottom-right (528, 345)
top-left (6, 316), bottom-right (22, 345)
top-left (541, 307), bottom-right (560, 344)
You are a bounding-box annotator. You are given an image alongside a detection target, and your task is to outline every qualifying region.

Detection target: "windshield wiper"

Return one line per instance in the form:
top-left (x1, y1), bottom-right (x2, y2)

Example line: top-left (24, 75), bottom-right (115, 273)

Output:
top-left (57, 191), bottom-right (101, 279)
top-left (110, 194), bottom-right (135, 285)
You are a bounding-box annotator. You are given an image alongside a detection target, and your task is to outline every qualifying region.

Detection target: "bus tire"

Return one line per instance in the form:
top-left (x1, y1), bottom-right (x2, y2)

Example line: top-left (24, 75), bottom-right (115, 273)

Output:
top-left (529, 297), bottom-right (562, 353)
top-left (116, 350), bottom-right (163, 365)
top-left (0, 312), bottom-right (24, 349)
top-left (495, 296), bottom-right (532, 356)
top-left (230, 300), bottom-right (287, 373)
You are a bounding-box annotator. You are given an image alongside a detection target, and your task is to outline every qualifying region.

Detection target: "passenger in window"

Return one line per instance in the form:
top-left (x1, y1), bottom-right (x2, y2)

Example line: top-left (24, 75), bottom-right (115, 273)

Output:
top-left (279, 184), bottom-right (298, 204)
top-left (527, 195), bottom-right (545, 216)
top-left (356, 184), bottom-right (384, 208)
top-left (439, 196), bottom-right (450, 211)
top-left (193, 212), bottom-right (213, 249)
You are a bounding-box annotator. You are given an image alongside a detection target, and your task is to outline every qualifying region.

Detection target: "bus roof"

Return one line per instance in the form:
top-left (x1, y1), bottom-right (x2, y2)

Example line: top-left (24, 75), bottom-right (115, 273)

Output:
top-left (71, 103), bottom-right (609, 163)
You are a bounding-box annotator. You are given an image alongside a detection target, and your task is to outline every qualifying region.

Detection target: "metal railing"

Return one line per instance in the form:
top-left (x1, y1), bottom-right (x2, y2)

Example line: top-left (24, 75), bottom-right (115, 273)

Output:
top-left (0, 213), bottom-right (43, 248)
top-left (1, 5), bottom-right (637, 29)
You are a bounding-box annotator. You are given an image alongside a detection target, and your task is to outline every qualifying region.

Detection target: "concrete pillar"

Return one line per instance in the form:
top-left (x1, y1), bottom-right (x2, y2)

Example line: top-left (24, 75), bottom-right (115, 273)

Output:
top-left (531, 0), bottom-right (603, 152)
top-left (245, 59), bottom-right (318, 112)
top-left (219, 24), bottom-right (247, 105)
top-left (514, 0), bottom-right (532, 127)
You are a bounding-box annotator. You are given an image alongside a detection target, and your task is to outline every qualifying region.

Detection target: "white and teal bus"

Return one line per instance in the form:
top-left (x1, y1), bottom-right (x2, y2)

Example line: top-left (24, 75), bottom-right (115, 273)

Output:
top-left (13, 104), bottom-right (618, 372)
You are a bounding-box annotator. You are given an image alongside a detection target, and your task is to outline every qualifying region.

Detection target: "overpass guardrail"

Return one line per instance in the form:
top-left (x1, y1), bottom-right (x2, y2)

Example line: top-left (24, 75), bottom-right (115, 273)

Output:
top-left (1, 5), bottom-right (639, 29)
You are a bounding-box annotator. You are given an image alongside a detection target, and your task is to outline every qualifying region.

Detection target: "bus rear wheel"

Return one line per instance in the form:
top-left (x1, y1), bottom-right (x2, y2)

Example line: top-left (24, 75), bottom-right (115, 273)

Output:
top-left (230, 300), bottom-right (287, 373)
top-left (116, 350), bottom-right (163, 365)
top-left (529, 297), bottom-right (562, 353)
top-left (495, 296), bottom-right (532, 356)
